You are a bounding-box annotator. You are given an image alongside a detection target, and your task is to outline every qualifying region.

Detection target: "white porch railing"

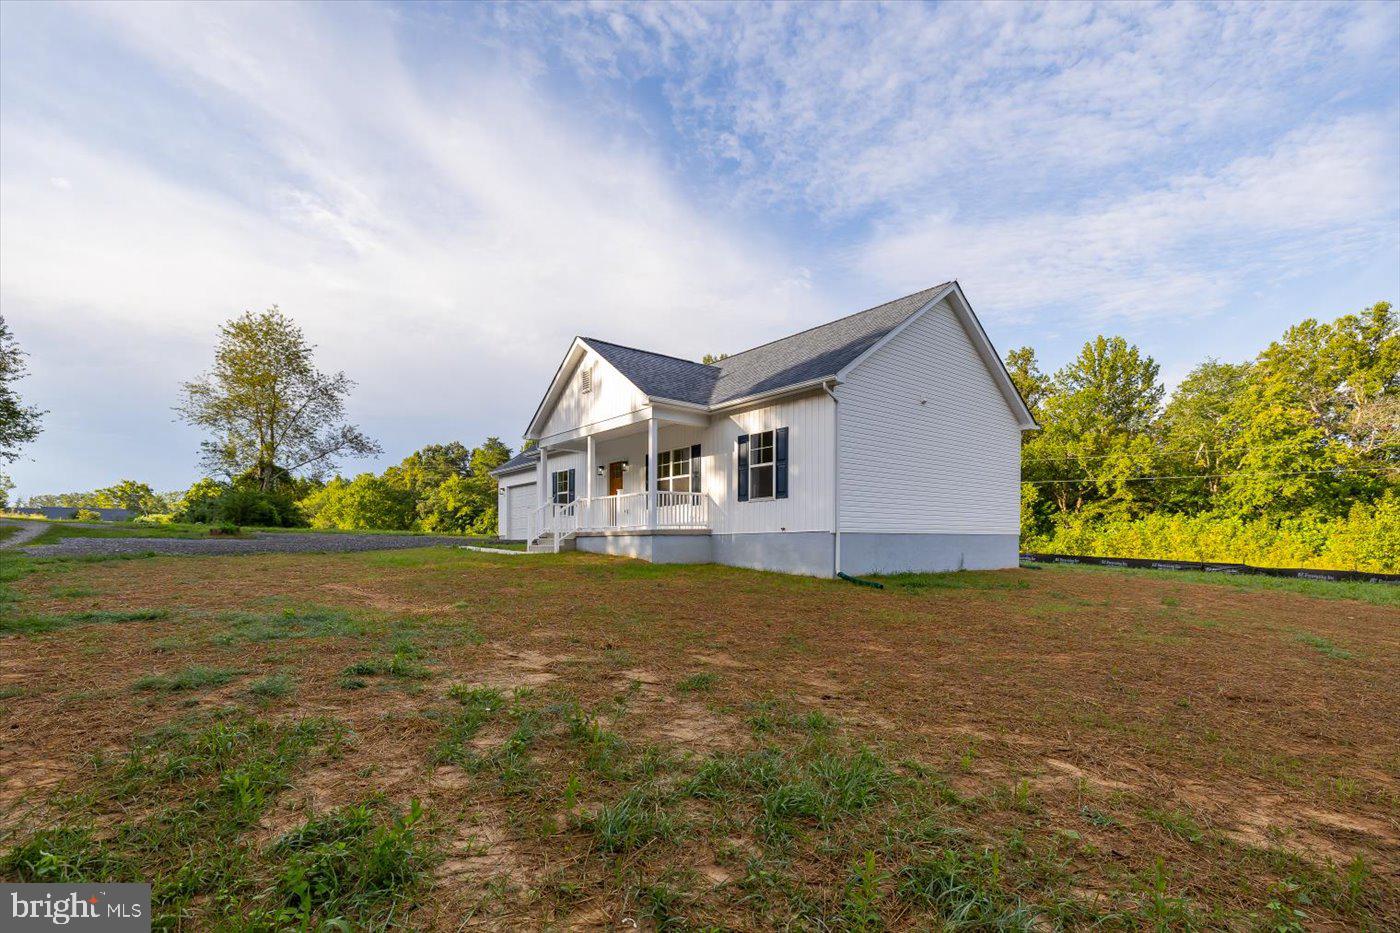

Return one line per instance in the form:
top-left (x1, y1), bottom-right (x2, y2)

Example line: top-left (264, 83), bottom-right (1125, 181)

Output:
top-left (583, 491), bottom-right (709, 531)
top-left (583, 491), bottom-right (649, 530)
top-left (652, 491), bottom-right (709, 529)
top-left (529, 492), bottom-right (709, 549)
top-left (528, 501), bottom-right (579, 552)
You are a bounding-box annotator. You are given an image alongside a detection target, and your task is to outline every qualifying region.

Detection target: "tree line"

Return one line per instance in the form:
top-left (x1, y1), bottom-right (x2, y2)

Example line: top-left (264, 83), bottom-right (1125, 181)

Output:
top-left (1007, 301), bottom-right (1397, 571)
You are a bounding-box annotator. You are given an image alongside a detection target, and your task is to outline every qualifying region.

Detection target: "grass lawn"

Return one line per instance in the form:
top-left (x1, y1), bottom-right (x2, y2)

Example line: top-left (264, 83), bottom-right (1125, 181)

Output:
top-left (0, 549), bottom-right (1395, 928)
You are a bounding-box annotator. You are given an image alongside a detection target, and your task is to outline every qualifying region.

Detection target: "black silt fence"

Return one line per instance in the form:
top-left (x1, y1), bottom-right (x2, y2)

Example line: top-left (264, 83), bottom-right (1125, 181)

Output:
top-left (1019, 552), bottom-right (1400, 585)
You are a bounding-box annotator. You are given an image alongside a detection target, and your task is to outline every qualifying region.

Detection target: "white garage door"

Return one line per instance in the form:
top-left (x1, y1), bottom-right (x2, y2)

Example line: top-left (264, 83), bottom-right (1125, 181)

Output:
top-left (506, 483), bottom-right (536, 539)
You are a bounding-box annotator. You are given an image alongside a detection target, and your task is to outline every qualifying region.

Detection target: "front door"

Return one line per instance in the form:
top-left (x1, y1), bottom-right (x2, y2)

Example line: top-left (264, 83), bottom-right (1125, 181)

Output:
top-left (608, 461), bottom-right (625, 496)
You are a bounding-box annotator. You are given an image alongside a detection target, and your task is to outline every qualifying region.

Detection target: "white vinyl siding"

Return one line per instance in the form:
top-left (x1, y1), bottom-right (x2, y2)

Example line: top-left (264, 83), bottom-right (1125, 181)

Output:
top-left (541, 350), bottom-right (648, 439)
top-left (705, 391), bottom-right (834, 535)
top-left (837, 298), bottom-right (1021, 534)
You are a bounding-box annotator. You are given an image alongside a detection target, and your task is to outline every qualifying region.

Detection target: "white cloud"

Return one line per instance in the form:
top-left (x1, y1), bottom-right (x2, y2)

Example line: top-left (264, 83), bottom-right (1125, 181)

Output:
top-left (857, 114), bottom-right (1400, 323)
top-left (0, 1), bottom-right (815, 490)
top-left (493, 1), bottom-right (1398, 217)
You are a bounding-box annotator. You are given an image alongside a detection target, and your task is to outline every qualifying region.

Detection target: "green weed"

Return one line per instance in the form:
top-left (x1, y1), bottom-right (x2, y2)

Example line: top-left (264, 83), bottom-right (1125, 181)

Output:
top-left (255, 799), bottom-right (433, 928)
top-left (588, 786), bottom-right (681, 853)
top-left (0, 608), bottom-right (169, 636)
top-left (213, 606), bottom-right (366, 644)
top-left (676, 672), bottom-right (718, 693)
top-left (134, 666), bottom-right (239, 693)
top-left (2, 711), bottom-right (341, 926)
top-left (430, 686), bottom-right (504, 765)
top-left (897, 848), bottom-right (1034, 929)
top-left (1143, 807), bottom-right (1206, 844)
top-left (1294, 633), bottom-right (1353, 660)
top-left (247, 673), bottom-right (294, 699)
top-left (841, 850), bottom-right (889, 930)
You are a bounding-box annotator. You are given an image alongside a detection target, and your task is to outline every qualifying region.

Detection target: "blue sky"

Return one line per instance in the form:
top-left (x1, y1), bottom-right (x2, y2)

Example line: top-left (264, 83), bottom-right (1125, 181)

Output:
top-left (2, 1), bottom-right (1397, 497)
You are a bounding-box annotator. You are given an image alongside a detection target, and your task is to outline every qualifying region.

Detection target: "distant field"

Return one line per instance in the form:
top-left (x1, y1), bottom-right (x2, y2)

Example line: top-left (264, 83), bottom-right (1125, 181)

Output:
top-left (0, 549), bottom-right (1395, 928)
top-left (1, 518), bottom-right (482, 548)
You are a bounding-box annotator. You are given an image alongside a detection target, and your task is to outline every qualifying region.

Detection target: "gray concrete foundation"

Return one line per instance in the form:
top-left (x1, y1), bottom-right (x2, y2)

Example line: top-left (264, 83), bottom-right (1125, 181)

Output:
top-left (711, 532), bottom-right (835, 577)
top-left (572, 530), bottom-right (1020, 578)
top-left (574, 531), bottom-right (713, 564)
top-left (839, 533), bottom-right (1019, 575)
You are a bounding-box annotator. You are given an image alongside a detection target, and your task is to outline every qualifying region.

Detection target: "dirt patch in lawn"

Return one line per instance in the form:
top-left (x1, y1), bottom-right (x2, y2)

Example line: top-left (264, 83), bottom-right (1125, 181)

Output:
top-left (2, 550), bottom-right (1397, 927)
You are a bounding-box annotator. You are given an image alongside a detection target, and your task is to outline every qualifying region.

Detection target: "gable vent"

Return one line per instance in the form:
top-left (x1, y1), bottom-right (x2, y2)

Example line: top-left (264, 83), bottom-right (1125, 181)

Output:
top-left (580, 368), bottom-right (592, 394)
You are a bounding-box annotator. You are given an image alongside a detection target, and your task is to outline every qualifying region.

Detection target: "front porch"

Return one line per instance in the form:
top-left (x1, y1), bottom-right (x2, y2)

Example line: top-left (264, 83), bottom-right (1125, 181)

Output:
top-left (527, 410), bottom-right (714, 550)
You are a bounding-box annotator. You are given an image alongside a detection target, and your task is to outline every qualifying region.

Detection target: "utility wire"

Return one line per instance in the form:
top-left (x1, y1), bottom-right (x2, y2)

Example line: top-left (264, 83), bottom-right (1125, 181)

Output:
top-left (1021, 465), bottom-right (1400, 485)
top-left (1020, 445), bottom-right (1397, 465)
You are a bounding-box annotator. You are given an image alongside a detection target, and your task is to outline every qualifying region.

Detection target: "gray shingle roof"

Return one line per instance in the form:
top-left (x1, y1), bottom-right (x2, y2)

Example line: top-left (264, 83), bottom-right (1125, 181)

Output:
top-left (491, 447), bottom-right (540, 475)
top-left (579, 340), bottom-right (719, 405)
top-left (584, 283), bottom-right (951, 408)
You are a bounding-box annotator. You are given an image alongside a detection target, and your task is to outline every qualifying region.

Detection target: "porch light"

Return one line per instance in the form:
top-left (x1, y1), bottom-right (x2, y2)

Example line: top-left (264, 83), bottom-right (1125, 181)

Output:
top-left (621, 460), bottom-right (631, 472)
top-left (596, 465), bottom-right (605, 476)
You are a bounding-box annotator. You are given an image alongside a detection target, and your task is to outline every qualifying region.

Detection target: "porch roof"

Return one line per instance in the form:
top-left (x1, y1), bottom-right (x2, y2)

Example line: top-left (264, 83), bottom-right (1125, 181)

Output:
top-left (490, 448), bottom-right (540, 476)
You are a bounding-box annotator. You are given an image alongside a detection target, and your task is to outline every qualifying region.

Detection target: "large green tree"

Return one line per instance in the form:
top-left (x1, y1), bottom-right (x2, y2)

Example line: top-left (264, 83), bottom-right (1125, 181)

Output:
top-left (1155, 359), bottom-right (1253, 510)
top-left (386, 442), bottom-right (473, 497)
top-left (0, 315), bottom-right (44, 463)
top-left (297, 438), bottom-right (513, 534)
top-left (398, 437), bottom-right (511, 533)
top-left (300, 474), bottom-right (417, 531)
top-left (1024, 336), bottom-right (1164, 518)
top-left (91, 479), bottom-right (163, 514)
top-left (1003, 346), bottom-right (1051, 420)
top-left (178, 308), bottom-right (380, 491)
top-left (1218, 301), bottom-right (1398, 517)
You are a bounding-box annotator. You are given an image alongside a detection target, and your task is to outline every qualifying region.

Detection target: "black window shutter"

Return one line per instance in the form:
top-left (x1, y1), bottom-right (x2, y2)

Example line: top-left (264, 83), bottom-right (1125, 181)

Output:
top-left (736, 434), bottom-right (749, 501)
top-left (568, 468), bottom-right (576, 503)
top-left (690, 444), bottom-right (701, 493)
top-left (775, 427), bottom-right (789, 499)
top-left (644, 454), bottom-right (649, 491)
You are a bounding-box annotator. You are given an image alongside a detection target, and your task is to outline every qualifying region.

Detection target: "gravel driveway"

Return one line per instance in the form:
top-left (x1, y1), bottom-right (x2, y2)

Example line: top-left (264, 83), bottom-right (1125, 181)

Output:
top-left (20, 531), bottom-right (466, 558)
top-left (0, 519), bottom-right (50, 549)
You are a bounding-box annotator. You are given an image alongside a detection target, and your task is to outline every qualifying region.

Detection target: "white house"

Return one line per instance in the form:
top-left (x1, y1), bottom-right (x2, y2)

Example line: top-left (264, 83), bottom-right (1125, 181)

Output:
top-left (492, 282), bottom-right (1037, 577)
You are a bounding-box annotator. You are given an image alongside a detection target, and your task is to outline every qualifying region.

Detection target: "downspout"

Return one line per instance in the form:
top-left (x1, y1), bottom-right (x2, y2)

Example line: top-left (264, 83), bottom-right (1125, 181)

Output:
top-left (822, 380), bottom-right (841, 578)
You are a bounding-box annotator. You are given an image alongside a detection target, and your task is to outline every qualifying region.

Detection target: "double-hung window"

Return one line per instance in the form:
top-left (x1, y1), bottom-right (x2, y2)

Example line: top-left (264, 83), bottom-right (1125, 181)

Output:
top-left (748, 430), bottom-right (775, 499)
top-left (551, 469), bottom-right (574, 505)
top-left (737, 428), bottom-right (786, 502)
top-left (655, 447), bottom-right (693, 493)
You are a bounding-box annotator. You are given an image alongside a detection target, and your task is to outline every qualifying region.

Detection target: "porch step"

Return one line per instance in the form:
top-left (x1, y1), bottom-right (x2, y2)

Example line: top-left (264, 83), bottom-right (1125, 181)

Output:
top-left (527, 533), bottom-right (576, 554)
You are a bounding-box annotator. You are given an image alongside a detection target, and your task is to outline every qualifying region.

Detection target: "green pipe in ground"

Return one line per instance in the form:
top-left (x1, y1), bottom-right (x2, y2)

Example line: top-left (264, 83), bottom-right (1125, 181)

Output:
top-left (837, 571), bottom-right (884, 589)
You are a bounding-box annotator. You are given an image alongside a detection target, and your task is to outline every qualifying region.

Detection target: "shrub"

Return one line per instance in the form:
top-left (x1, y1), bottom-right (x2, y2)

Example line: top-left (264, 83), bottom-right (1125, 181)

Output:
top-left (1024, 494), bottom-right (1399, 574)
top-left (215, 488), bottom-right (284, 527)
top-left (171, 479), bottom-right (303, 528)
top-left (174, 478), bottom-right (225, 523)
top-left (132, 513), bottom-right (175, 525)
top-left (299, 474), bottom-right (415, 531)
top-left (73, 508), bottom-right (101, 522)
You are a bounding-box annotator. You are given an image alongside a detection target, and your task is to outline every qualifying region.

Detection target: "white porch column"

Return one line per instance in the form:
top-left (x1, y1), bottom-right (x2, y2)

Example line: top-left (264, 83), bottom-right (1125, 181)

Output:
top-left (535, 445), bottom-right (548, 509)
top-left (584, 434), bottom-right (596, 528)
top-left (646, 417), bottom-right (658, 529)
top-left (585, 435), bottom-right (596, 500)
